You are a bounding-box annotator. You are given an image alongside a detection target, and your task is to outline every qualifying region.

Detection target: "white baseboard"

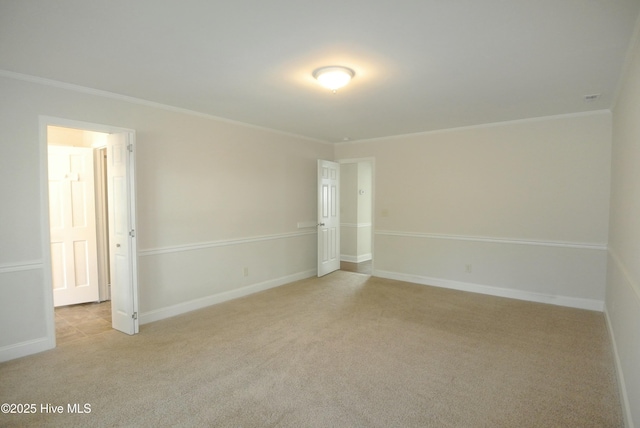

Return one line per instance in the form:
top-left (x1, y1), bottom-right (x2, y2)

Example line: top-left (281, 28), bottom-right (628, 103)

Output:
top-left (140, 269), bottom-right (317, 325)
top-left (373, 269), bottom-right (604, 312)
top-left (340, 254), bottom-right (372, 263)
top-left (0, 337), bottom-right (54, 363)
top-left (604, 307), bottom-right (634, 428)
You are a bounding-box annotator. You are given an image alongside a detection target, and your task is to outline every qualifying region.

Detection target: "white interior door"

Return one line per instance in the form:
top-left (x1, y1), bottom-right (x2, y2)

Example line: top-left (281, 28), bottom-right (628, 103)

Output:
top-left (48, 146), bottom-right (100, 307)
top-left (107, 132), bottom-right (139, 335)
top-left (318, 159), bottom-right (340, 276)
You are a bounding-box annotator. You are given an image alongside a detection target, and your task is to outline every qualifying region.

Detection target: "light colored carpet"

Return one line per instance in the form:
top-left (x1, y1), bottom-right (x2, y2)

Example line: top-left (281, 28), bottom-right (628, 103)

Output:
top-left (0, 271), bottom-right (622, 427)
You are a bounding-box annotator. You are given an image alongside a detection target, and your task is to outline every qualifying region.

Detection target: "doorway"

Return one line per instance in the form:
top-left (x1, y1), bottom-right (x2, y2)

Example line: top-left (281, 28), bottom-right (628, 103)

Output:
top-left (339, 158), bottom-right (374, 275)
top-left (47, 128), bottom-right (108, 305)
top-left (47, 126), bottom-right (111, 342)
top-left (41, 117), bottom-right (139, 346)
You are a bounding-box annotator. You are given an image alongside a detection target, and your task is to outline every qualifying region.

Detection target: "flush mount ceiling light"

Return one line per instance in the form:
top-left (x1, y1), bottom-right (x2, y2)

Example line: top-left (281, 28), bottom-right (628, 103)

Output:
top-left (313, 66), bottom-right (355, 93)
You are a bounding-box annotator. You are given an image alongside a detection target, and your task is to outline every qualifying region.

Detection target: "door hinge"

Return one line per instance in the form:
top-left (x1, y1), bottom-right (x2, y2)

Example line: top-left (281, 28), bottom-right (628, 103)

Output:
top-left (127, 144), bottom-right (133, 153)
top-left (132, 312), bottom-right (138, 320)
top-left (129, 229), bottom-right (135, 237)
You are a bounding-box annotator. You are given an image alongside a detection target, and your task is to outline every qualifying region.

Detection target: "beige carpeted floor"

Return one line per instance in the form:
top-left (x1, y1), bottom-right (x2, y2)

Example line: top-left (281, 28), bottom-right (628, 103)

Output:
top-left (0, 271), bottom-right (623, 427)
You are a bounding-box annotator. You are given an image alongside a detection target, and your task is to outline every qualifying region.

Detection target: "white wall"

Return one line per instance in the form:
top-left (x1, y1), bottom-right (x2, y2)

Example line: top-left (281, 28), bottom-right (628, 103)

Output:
top-left (607, 19), bottom-right (640, 427)
top-left (335, 112), bottom-right (612, 310)
top-left (0, 75), bottom-right (332, 361)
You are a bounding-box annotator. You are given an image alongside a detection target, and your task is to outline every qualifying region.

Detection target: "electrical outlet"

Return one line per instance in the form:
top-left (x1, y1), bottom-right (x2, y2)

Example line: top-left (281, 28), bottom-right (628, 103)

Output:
top-left (243, 267), bottom-right (249, 277)
top-left (465, 264), bottom-right (472, 273)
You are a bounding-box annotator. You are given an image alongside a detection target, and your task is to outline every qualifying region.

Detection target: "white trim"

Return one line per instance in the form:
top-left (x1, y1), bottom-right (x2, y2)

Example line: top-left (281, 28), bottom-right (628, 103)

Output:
top-left (94, 147), bottom-right (110, 301)
top-left (1, 70), bottom-right (329, 145)
top-left (375, 230), bottom-right (607, 251)
top-left (139, 230), bottom-right (316, 257)
top-left (140, 269), bottom-right (316, 325)
top-left (340, 254), bottom-right (372, 263)
top-left (604, 307), bottom-right (635, 428)
top-left (0, 337), bottom-right (54, 363)
top-left (125, 132), bottom-right (140, 334)
top-left (0, 260), bottom-right (44, 274)
top-left (373, 269), bottom-right (604, 312)
top-left (336, 110), bottom-right (612, 145)
top-left (40, 115), bottom-right (135, 135)
top-left (39, 120), bottom-right (57, 350)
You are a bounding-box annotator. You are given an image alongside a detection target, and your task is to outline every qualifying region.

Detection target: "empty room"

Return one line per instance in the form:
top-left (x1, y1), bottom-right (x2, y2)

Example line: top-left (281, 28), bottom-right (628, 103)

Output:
top-left (1, 1), bottom-right (639, 427)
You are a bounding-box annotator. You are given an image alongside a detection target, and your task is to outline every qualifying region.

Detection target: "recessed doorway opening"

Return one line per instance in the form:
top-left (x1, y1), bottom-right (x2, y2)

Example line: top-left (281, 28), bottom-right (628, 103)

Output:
top-left (339, 158), bottom-right (374, 276)
top-left (46, 125), bottom-right (112, 344)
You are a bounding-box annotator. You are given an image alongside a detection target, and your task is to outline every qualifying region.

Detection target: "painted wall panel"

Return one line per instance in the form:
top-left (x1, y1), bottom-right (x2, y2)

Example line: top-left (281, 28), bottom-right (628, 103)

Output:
top-left (374, 233), bottom-right (606, 306)
top-left (607, 22), bottom-right (640, 428)
top-left (137, 233), bottom-right (316, 314)
top-left (0, 269), bottom-right (47, 347)
top-left (336, 113), bottom-right (611, 245)
top-left (335, 114), bottom-right (612, 305)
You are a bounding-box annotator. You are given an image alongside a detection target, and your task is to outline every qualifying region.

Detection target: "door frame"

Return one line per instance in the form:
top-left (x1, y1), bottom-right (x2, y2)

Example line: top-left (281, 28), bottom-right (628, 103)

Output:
top-left (337, 157), bottom-right (375, 273)
top-left (39, 116), bottom-right (139, 345)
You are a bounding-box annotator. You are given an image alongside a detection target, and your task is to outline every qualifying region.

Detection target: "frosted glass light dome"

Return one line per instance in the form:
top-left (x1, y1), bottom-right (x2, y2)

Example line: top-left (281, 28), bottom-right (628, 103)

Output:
top-left (313, 66), bottom-right (355, 92)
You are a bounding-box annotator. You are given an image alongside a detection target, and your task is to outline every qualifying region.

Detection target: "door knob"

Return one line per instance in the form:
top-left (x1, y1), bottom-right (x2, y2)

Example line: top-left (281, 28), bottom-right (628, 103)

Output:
top-left (317, 223), bottom-right (325, 226)
top-left (116, 243), bottom-right (121, 247)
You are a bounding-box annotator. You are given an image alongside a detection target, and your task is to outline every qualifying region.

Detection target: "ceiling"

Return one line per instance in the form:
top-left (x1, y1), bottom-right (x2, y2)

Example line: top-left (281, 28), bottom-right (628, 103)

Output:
top-left (1, 1), bottom-right (639, 143)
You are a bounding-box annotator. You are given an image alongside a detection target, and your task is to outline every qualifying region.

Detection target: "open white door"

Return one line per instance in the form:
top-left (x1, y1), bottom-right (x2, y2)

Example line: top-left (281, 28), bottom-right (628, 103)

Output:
top-left (317, 160), bottom-right (340, 276)
top-left (107, 132), bottom-right (139, 335)
top-left (48, 146), bottom-right (100, 306)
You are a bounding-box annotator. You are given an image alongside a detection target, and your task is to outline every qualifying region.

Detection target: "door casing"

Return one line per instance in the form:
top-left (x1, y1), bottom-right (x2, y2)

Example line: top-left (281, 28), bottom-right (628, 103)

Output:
top-left (39, 116), bottom-right (139, 347)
